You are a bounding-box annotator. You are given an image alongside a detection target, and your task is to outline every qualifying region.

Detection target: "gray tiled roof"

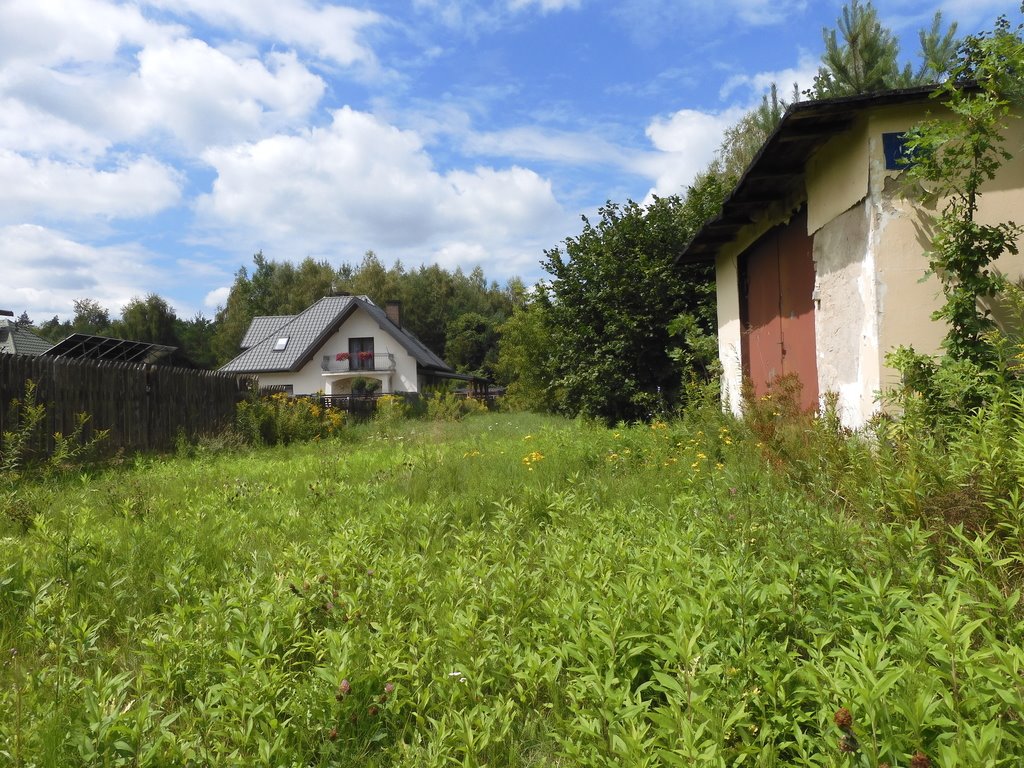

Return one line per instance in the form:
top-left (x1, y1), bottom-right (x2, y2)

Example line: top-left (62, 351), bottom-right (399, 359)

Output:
top-left (359, 300), bottom-right (450, 370)
top-left (241, 315), bottom-right (293, 349)
top-left (0, 322), bottom-right (52, 356)
top-left (219, 296), bottom-right (453, 374)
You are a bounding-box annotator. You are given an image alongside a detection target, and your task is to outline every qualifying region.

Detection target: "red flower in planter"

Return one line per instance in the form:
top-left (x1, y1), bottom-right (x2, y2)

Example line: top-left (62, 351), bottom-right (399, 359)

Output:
top-left (358, 351), bottom-right (373, 361)
top-left (336, 352), bottom-right (350, 361)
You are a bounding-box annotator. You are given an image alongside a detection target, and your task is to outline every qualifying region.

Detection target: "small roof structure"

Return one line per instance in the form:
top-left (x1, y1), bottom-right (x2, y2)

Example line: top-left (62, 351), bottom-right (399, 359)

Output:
top-left (678, 85), bottom-right (939, 263)
top-left (0, 312), bottom-right (53, 356)
top-left (220, 295), bottom-right (453, 374)
top-left (42, 333), bottom-right (177, 364)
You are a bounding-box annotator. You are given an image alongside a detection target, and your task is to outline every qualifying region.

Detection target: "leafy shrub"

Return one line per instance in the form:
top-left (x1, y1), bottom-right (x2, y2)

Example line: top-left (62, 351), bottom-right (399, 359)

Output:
top-left (425, 390), bottom-right (465, 421)
top-left (351, 377), bottom-right (381, 395)
top-left (236, 392), bottom-right (344, 446)
top-left (1, 379), bottom-right (108, 480)
top-left (425, 391), bottom-right (489, 421)
top-left (374, 394), bottom-right (408, 427)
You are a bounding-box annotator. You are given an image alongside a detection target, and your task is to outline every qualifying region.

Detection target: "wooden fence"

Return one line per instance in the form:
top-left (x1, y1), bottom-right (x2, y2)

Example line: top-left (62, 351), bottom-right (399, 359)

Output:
top-left (0, 353), bottom-right (245, 456)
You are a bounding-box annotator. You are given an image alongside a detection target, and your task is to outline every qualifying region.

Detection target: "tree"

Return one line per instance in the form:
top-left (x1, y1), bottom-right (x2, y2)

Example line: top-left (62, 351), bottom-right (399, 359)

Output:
top-left (445, 312), bottom-right (499, 377)
top-left (902, 14), bottom-right (1024, 368)
top-left (114, 294), bottom-right (180, 347)
top-left (718, 83), bottom-right (789, 180)
top-left (540, 185), bottom-right (720, 423)
top-left (496, 295), bottom-right (560, 412)
top-left (175, 314), bottom-right (219, 369)
top-left (808, 1), bottom-right (958, 98)
top-left (70, 298), bottom-right (111, 335)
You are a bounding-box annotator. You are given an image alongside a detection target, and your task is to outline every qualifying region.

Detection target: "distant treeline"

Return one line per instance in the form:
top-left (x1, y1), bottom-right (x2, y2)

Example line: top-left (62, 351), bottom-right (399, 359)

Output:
top-left (28, 252), bottom-right (525, 378)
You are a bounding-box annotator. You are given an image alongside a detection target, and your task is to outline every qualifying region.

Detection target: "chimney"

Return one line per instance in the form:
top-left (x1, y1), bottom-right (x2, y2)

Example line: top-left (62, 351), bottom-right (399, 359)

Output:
top-left (385, 300), bottom-right (402, 328)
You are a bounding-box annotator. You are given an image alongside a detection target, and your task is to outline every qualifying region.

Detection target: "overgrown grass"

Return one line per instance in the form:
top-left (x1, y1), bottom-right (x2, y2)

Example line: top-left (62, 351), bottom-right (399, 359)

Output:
top-left (1, 410), bottom-right (1021, 766)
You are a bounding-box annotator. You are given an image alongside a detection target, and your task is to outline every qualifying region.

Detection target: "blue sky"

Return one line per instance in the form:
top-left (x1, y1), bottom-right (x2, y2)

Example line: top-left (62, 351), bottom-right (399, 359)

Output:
top-left (1, 0), bottom-right (1015, 322)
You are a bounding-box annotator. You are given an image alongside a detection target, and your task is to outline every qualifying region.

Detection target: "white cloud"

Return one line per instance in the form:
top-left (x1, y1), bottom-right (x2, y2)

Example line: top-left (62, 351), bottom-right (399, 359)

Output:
top-left (463, 126), bottom-right (638, 169)
top-left (119, 41), bottom-right (326, 151)
top-left (719, 52), bottom-right (819, 102)
top-left (141, 0), bottom-right (383, 67)
top-left (195, 107), bottom-right (569, 275)
top-left (0, 0), bottom-right (180, 67)
top-left (204, 286), bottom-right (231, 310)
top-left (508, 0), bottom-right (582, 12)
top-left (0, 152), bottom-right (183, 222)
top-left (729, 0), bottom-right (808, 25)
top-left (4, 39), bottom-right (326, 155)
top-left (1, 225), bottom-right (165, 320)
top-left (0, 98), bottom-right (109, 160)
top-left (640, 107), bottom-right (746, 200)
top-left (612, 0), bottom-right (809, 45)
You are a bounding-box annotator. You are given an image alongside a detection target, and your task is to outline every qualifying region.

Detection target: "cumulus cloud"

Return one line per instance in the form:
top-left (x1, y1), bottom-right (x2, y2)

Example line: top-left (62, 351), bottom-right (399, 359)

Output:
top-left (719, 52), bottom-right (819, 102)
top-left (0, 0), bottom-right (181, 67)
top-left (117, 41), bottom-right (326, 151)
top-left (194, 107), bottom-right (570, 275)
top-left (639, 107), bottom-right (746, 200)
top-left (4, 39), bottom-right (326, 155)
top-left (0, 98), bottom-right (109, 160)
top-left (204, 286), bottom-right (231, 310)
top-left (0, 152), bottom-right (183, 222)
top-left (1, 225), bottom-right (167, 319)
top-left (141, 0), bottom-right (382, 67)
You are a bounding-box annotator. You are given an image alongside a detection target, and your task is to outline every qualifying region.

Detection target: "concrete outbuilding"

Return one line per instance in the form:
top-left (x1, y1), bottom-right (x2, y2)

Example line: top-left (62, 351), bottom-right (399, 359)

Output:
top-left (679, 86), bottom-right (1024, 428)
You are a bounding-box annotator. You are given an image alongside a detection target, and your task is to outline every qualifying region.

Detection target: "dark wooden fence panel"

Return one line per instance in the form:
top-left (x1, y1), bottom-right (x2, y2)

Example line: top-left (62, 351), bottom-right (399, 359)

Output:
top-left (0, 354), bottom-right (243, 456)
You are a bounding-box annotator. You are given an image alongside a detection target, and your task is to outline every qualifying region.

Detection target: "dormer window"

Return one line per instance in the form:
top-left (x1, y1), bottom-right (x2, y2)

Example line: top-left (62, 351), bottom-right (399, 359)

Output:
top-left (273, 337), bottom-right (289, 351)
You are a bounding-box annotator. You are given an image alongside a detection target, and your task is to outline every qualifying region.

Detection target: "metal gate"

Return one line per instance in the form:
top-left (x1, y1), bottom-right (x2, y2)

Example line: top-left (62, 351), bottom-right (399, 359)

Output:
top-left (739, 208), bottom-right (818, 412)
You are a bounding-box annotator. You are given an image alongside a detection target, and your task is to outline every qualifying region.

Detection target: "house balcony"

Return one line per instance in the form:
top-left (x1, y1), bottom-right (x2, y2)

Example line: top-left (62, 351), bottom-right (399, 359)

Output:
top-left (321, 353), bottom-right (396, 374)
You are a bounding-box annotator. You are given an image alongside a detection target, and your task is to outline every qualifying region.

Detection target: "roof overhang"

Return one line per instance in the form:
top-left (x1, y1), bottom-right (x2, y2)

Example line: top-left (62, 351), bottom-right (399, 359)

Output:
top-left (676, 85), bottom-right (941, 264)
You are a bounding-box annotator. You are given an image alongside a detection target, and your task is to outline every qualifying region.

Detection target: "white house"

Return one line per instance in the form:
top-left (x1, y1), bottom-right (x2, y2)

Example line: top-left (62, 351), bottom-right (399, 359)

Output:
top-left (219, 295), bottom-right (458, 396)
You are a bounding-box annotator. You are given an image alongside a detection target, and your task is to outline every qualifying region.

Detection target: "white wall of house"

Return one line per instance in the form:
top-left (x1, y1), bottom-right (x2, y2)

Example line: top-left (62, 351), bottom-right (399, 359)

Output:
top-left (255, 309), bottom-right (422, 396)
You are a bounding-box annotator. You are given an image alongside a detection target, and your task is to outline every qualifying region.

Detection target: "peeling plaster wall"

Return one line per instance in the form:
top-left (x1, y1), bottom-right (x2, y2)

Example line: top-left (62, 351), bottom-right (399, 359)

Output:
top-left (715, 250), bottom-right (744, 415)
top-left (812, 201), bottom-right (880, 425)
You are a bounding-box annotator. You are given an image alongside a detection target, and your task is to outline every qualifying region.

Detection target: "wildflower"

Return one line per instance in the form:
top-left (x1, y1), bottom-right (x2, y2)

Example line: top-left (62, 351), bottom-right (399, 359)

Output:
top-left (839, 733), bottom-right (859, 753)
top-left (909, 753), bottom-right (930, 768)
top-left (384, 682), bottom-right (395, 694)
top-left (833, 708), bottom-right (853, 729)
top-left (327, 727), bottom-right (338, 741)
top-left (368, 705), bottom-right (379, 716)
top-left (336, 679), bottom-right (351, 699)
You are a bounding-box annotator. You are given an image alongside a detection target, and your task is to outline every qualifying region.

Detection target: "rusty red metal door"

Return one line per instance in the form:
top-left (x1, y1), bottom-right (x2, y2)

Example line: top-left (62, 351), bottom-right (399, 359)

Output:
top-left (740, 209), bottom-right (818, 411)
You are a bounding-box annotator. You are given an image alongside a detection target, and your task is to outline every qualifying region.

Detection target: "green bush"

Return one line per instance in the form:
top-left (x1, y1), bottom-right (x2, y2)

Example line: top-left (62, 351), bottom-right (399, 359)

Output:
top-left (235, 392), bottom-right (345, 446)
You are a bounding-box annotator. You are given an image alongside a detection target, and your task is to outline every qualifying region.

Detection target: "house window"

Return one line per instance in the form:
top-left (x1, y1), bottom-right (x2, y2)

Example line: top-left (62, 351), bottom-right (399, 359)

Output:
top-left (882, 132), bottom-right (913, 170)
top-left (273, 337), bottom-right (289, 351)
top-left (349, 337), bottom-right (374, 370)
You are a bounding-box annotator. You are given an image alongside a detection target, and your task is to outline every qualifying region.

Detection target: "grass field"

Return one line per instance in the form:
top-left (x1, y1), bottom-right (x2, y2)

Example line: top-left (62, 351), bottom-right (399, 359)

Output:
top-left (2, 411), bottom-right (1022, 766)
